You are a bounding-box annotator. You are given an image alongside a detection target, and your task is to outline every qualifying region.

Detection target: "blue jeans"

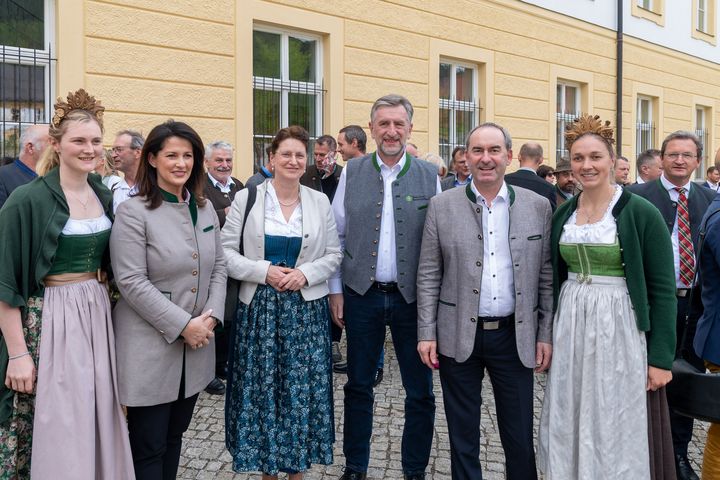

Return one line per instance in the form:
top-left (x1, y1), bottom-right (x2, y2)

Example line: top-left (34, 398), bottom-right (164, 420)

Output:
top-left (342, 285), bottom-right (435, 474)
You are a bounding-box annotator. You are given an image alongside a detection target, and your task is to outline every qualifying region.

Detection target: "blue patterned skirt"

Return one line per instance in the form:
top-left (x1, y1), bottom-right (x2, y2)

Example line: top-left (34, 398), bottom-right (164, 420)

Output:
top-left (225, 285), bottom-right (334, 475)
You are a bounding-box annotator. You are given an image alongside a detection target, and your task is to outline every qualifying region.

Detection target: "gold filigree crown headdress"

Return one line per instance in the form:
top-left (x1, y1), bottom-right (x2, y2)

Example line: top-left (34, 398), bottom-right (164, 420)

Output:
top-left (564, 114), bottom-right (615, 151)
top-left (51, 89), bottom-right (105, 129)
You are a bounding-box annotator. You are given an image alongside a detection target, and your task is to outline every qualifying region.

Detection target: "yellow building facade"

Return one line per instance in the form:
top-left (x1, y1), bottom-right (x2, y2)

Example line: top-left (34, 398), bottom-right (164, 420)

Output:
top-left (4, 0), bottom-right (719, 180)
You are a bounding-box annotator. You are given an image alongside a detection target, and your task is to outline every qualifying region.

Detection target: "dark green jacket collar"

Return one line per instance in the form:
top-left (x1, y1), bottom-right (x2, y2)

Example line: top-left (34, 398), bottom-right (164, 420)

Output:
top-left (372, 152), bottom-right (412, 178)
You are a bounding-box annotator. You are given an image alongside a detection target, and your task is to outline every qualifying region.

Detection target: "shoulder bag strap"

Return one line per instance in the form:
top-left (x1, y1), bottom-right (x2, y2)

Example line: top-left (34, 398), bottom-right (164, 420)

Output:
top-left (239, 184), bottom-right (257, 256)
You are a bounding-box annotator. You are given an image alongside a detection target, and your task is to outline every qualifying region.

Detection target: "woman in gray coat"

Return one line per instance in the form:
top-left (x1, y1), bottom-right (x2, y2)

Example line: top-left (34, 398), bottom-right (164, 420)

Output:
top-left (110, 120), bottom-right (226, 480)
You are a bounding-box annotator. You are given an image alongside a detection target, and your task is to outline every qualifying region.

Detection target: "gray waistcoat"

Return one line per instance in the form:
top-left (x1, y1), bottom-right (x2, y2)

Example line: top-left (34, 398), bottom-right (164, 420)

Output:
top-left (342, 153), bottom-right (438, 303)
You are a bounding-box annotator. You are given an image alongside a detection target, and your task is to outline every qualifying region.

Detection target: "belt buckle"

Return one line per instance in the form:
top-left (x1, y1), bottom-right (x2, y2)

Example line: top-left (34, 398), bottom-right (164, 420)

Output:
top-left (483, 320), bottom-right (500, 330)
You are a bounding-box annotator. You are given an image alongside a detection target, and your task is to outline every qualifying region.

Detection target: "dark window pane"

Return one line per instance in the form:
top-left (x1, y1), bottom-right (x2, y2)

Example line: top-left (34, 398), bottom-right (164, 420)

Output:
top-left (289, 36), bottom-right (316, 83)
top-left (253, 88), bottom-right (280, 137)
top-left (439, 63), bottom-right (451, 99)
top-left (288, 92), bottom-right (317, 137)
top-left (456, 66), bottom-right (473, 102)
top-left (456, 109), bottom-right (475, 145)
top-left (253, 30), bottom-right (281, 78)
top-left (0, 0), bottom-right (44, 49)
top-left (564, 86), bottom-right (578, 114)
top-left (556, 85), bottom-right (562, 113)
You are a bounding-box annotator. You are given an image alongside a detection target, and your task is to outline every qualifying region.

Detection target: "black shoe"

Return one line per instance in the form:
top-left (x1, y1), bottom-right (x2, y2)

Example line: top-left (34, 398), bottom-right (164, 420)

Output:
top-left (333, 362), bottom-right (348, 374)
top-left (339, 469), bottom-right (367, 480)
top-left (204, 377), bottom-right (226, 395)
top-left (404, 474), bottom-right (426, 480)
top-left (675, 454), bottom-right (700, 480)
top-left (373, 367), bottom-right (384, 387)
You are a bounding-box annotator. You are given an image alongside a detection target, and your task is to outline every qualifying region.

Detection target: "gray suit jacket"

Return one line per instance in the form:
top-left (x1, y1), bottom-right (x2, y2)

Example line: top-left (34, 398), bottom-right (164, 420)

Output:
top-left (110, 196), bottom-right (227, 406)
top-left (417, 184), bottom-right (553, 367)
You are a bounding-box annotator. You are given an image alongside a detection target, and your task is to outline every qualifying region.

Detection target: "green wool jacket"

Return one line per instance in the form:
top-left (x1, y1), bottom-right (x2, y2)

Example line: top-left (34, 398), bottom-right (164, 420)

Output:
top-left (0, 167), bottom-right (113, 423)
top-left (552, 188), bottom-right (677, 370)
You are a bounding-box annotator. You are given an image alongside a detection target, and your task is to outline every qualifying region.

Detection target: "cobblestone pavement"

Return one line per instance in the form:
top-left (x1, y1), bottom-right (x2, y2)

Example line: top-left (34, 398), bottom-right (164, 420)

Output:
top-left (179, 336), bottom-right (709, 479)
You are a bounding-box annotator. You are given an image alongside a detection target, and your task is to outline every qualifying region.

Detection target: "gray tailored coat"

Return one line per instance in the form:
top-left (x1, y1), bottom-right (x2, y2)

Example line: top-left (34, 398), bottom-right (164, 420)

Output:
top-left (416, 183), bottom-right (553, 368)
top-left (110, 195), bottom-right (227, 406)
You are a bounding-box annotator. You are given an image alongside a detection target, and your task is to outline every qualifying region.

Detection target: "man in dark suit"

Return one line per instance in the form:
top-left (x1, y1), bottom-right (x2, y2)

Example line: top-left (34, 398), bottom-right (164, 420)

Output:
top-left (628, 131), bottom-right (717, 480)
top-left (504, 142), bottom-right (557, 211)
top-left (441, 146), bottom-right (471, 191)
top-left (202, 140), bottom-right (244, 395)
top-left (0, 124), bottom-right (48, 209)
top-left (554, 156), bottom-right (576, 207)
top-left (300, 134), bottom-right (343, 202)
top-left (703, 166), bottom-right (720, 191)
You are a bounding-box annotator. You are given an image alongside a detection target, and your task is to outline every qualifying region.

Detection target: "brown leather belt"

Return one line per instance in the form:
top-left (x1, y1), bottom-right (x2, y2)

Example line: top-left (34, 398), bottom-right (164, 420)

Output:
top-left (44, 270), bottom-right (102, 287)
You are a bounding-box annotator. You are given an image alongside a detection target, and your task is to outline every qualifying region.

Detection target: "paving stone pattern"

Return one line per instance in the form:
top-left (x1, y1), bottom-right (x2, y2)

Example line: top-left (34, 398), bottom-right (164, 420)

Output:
top-left (179, 336), bottom-right (708, 479)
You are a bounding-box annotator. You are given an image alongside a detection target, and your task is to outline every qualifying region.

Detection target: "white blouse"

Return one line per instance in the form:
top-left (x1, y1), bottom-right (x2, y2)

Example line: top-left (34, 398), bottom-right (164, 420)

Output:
top-left (264, 182), bottom-right (303, 237)
top-left (560, 185), bottom-right (622, 245)
top-left (62, 214), bottom-right (112, 235)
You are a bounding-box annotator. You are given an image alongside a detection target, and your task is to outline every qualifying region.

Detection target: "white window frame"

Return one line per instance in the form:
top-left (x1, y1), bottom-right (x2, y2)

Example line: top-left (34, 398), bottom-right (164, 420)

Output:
top-left (698, 0), bottom-right (708, 32)
top-left (695, 107), bottom-right (708, 179)
top-left (636, 96), bottom-right (655, 154)
top-left (0, 0), bottom-right (55, 158)
top-left (556, 81), bottom-right (581, 162)
top-left (252, 26), bottom-right (323, 137)
top-left (438, 59), bottom-right (479, 165)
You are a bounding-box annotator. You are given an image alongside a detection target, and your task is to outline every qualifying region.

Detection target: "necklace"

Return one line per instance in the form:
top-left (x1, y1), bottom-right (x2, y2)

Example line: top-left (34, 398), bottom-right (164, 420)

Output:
top-left (66, 187), bottom-right (92, 211)
top-left (577, 186), bottom-right (615, 224)
top-left (277, 196), bottom-right (300, 207)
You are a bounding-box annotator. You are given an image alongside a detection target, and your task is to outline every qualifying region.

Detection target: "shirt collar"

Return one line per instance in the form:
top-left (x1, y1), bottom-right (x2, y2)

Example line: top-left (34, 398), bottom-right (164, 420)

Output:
top-left (660, 173), bottom-right (692, 193)
top-left (377, 150), bottom-right (407, 173)
top-left (207, 172), bottom-right (235, 189)
top-left (518, 167), bottom-right (536, 173)
top-left (14, 158), bottom-right (37, 178)
top-left (159, 187), bottom-right (191, 203)
top-left (470, 180), bottom-right (509, 206)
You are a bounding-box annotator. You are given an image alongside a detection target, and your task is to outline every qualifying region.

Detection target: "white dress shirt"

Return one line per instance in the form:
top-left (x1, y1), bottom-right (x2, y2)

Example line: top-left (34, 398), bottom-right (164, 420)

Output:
top-left (207, 172), bottom-right (236, 194)
top-left (471, 181), bottom-right (515, 317)
top-left (112, 178), bottom-right (138, 213)
top-left (329, 151), bottom-right (442, 294)
top-left (660, 174), bottom-right (694, 288)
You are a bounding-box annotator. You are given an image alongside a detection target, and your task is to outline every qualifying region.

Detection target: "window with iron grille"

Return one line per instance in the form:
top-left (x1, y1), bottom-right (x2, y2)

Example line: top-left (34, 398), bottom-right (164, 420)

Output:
top-left (439, 60), bottom-right (479, 166)
top-left (0, 0), bottom-right (54, 161)
top-left (252, 28), bottom-right (324, 171)
top-left (695, 106), bottom-right (709, 179)
top-left (556, 82), bottom-right (580, 162)
top-left (636, 96), bottom-right (655, 155)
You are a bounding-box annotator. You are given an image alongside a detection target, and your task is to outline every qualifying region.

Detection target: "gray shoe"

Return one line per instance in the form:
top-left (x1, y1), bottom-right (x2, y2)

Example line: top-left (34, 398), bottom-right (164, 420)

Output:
top-left (332, 341), bottom-right (343, 363)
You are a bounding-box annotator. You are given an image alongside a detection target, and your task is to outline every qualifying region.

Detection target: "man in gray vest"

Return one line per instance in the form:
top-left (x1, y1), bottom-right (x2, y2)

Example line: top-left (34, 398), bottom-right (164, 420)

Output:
top-left (330, 94), bottom-right (440, 480)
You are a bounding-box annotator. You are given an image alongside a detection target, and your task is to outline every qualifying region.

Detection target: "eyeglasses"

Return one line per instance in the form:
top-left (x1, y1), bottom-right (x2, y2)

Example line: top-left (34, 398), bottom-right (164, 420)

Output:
top-left (664, 152), bottom-right (697, 160)
top-left (111, 146), bottom-right (129, 154)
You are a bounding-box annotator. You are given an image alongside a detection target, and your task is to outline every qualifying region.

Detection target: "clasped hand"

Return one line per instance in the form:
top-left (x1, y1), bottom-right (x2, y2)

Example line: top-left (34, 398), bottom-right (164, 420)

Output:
top-left (266, 265), bottom-right (307, 292)
top-left (5, 354), bottom-right (36, 394)
top-left (181, 309), bottom-right (216, 350)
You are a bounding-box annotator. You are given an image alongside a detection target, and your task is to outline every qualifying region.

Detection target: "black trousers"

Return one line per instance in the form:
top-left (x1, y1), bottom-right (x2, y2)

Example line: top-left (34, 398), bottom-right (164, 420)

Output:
top-left (670, 295), bottom-right (704, 457)
top-left (126, 393), bottom-right (199, 480)
top-left (439, 321), bottom-right (537, 480)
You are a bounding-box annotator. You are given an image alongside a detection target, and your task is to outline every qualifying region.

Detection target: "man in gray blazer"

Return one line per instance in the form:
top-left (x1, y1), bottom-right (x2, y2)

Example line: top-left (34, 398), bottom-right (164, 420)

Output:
top-left (417, 122), bottom-right (553, 480)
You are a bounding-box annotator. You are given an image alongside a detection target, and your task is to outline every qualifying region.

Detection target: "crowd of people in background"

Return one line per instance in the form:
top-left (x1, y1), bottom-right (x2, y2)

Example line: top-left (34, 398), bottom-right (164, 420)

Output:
top-left (0, 89), bottom-right (720, 480)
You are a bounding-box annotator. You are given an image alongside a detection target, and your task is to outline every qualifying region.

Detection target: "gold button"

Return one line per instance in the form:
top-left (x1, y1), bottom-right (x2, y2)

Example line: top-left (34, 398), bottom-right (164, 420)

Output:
top-left (192, 252), bottom-right (198, 259)
top-left (192, 270), bottom-right (198, 276)
top-left (371, 252), bottom-right (377, 257)
top-left (191, 287), bottom-right (197, 293)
